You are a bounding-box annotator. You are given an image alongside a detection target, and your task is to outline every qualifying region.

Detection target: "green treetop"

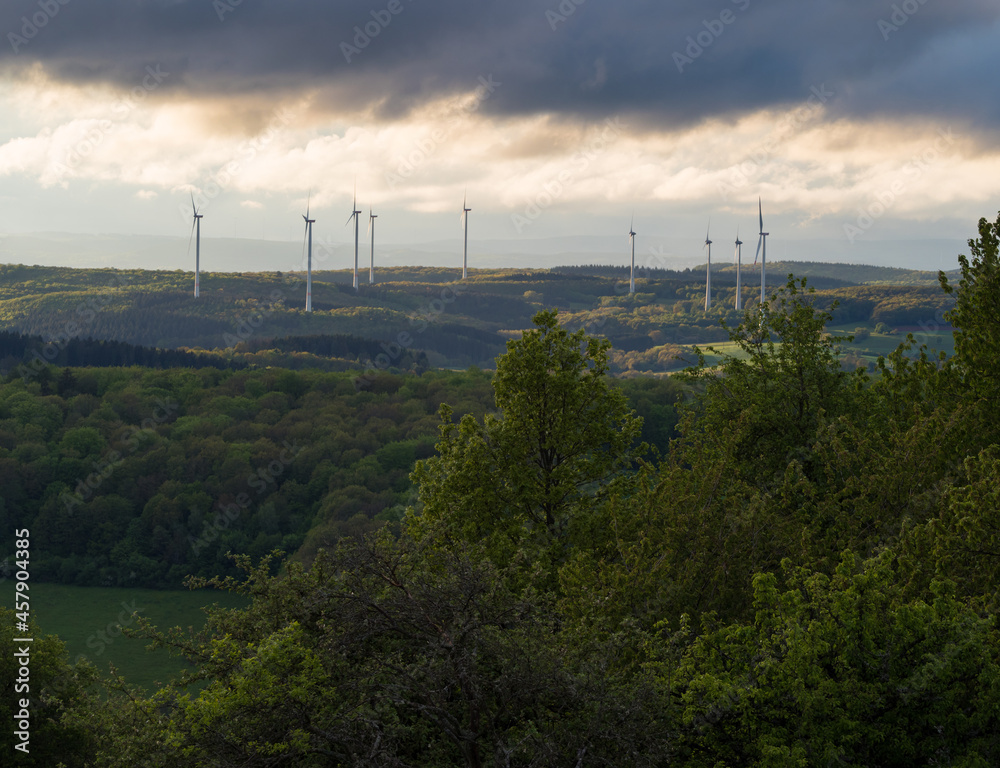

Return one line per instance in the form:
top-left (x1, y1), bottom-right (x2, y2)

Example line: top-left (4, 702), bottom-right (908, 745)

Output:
top-left (678, 275), bottom-right (866, 489)
top-left (409, 309), bottom-right (645, 569)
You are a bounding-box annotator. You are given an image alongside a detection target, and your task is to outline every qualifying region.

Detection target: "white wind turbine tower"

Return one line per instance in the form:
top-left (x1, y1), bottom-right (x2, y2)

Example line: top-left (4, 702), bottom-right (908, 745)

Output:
top-left (461, 193), bottom-right (472, 280)
top-left (753, 197), bottom-right (769, 305)
top-left (347, 186), bottom-right (362, 291)
top-left (734, 227), bottom-right (744, 311)
top-left (628, 215), bottom-right (636, 294)
top-left (302, 196), bottom-right (315, 313)
top-left (368, 208), bottom-right (377, 284)
top-left (189, 194), bottom-right (203, 298)
top-left (704, 222), bottom-right (713, 310)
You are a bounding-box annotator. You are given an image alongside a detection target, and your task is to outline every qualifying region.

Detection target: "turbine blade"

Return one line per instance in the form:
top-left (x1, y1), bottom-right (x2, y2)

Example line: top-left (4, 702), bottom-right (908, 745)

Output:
top-left (753, 234), bottom-right (763, 266)
top-left (758, 197), bottom-right (763, 233)
top-left (190, 192), bottom-right (197, 217)
top-left (186, 218), bottom-right (196, 259)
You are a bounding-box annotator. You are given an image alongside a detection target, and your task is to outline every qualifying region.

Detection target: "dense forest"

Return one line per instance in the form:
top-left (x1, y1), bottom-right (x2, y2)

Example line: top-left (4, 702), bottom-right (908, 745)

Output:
top-left (0, 260), bottom-right (956, 375)
top-left (0, 213), bottom-right (997, 766)
top-left (0, 215), bottom-right (1000, 768)
top-left (0, 364), bottom-right (678, 588)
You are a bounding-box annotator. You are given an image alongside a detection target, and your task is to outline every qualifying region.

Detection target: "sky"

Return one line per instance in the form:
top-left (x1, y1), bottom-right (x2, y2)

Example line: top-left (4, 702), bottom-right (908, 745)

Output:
top-left (0, 0), bottom-right (998, 272)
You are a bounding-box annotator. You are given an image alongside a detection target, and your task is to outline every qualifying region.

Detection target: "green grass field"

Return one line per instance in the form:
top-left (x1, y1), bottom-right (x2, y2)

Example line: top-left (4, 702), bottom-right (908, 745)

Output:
top-left (829, 324), bottom-right (956, 363)
top-left (696, 324), bottom-right (956, 370)
top-left (2, 582), bottom-right (247, 692)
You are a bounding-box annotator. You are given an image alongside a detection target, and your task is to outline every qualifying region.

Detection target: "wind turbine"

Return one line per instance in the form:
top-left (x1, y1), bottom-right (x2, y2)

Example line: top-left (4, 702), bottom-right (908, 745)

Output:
top-left (628, 215), bottom-right (636, 294)
top-left (704, 222), bottom-right (712, 310)
top-left (302, 196), bottom-right (314, 313)
top-left (189, 194), bottom-right (203, 298)
top-left (734, 227), bottom-right (743, 311)
top-left (461, 193), bottom-right (471, 280)
top-left (368, 207), bottom-right (377, 284)
top-left (347, 186), bottom-right (362, 291)
top-left (753, 197), bottom-right (769, 305)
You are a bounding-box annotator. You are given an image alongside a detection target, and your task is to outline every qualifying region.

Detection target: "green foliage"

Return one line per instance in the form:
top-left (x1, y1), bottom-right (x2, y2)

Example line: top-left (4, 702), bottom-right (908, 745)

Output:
top-left (664, 552), bottom-right (1000, 767)
top-left (0, 367), bottom-right (496, 587)
top-left (90, 543), bottom-right (671, 767)
top-left (0, 607), bottom-right (100, 766)
top-left (679, 276), bottom-right (868, 488)
top-left (901, 446), bottom-right (1000, 610)
top-left (7, 216), bottom-right (1000, 765)
top-left (0, 263), bottom-right (957, 376)
top-left (939, 211), bottom-right (1000, 448)
top-left (410, 310), bottom-right (645, 572)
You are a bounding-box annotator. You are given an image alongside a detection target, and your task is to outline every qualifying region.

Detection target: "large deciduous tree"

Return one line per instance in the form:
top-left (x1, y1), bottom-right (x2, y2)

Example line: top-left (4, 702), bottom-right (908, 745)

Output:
top-left (662, 552), bottom-right (1000, 768)
top-left (410, 309), bottom-right (645, 569)
top-left (939, 210), bottom-right (1000, 448)
top-left (92, 543), bottom-right (670, 768)
top-left (678, 276), bottom-right (867, 489)
top-left (940, 211), bottom-right (1000, 396)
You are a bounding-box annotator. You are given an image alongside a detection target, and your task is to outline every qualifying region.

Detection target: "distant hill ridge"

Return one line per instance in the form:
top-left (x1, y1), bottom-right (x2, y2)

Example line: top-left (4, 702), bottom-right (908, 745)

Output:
top-left (0, 263), bottom-right (956, 375)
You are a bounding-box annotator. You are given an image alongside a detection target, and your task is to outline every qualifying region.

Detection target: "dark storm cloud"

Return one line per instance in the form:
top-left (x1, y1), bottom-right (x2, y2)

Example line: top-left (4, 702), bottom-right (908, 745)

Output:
top-left (1, 0), bottom-right (997, 128)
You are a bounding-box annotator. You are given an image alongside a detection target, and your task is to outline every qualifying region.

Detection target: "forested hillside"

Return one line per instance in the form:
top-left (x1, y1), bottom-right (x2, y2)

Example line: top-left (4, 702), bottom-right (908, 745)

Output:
top-left (0, 365), bottom-right (679, 588)
top-left (0, 261), bottom-right (956, 375)
top-left (2, 213), bottom-right (998, 767)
